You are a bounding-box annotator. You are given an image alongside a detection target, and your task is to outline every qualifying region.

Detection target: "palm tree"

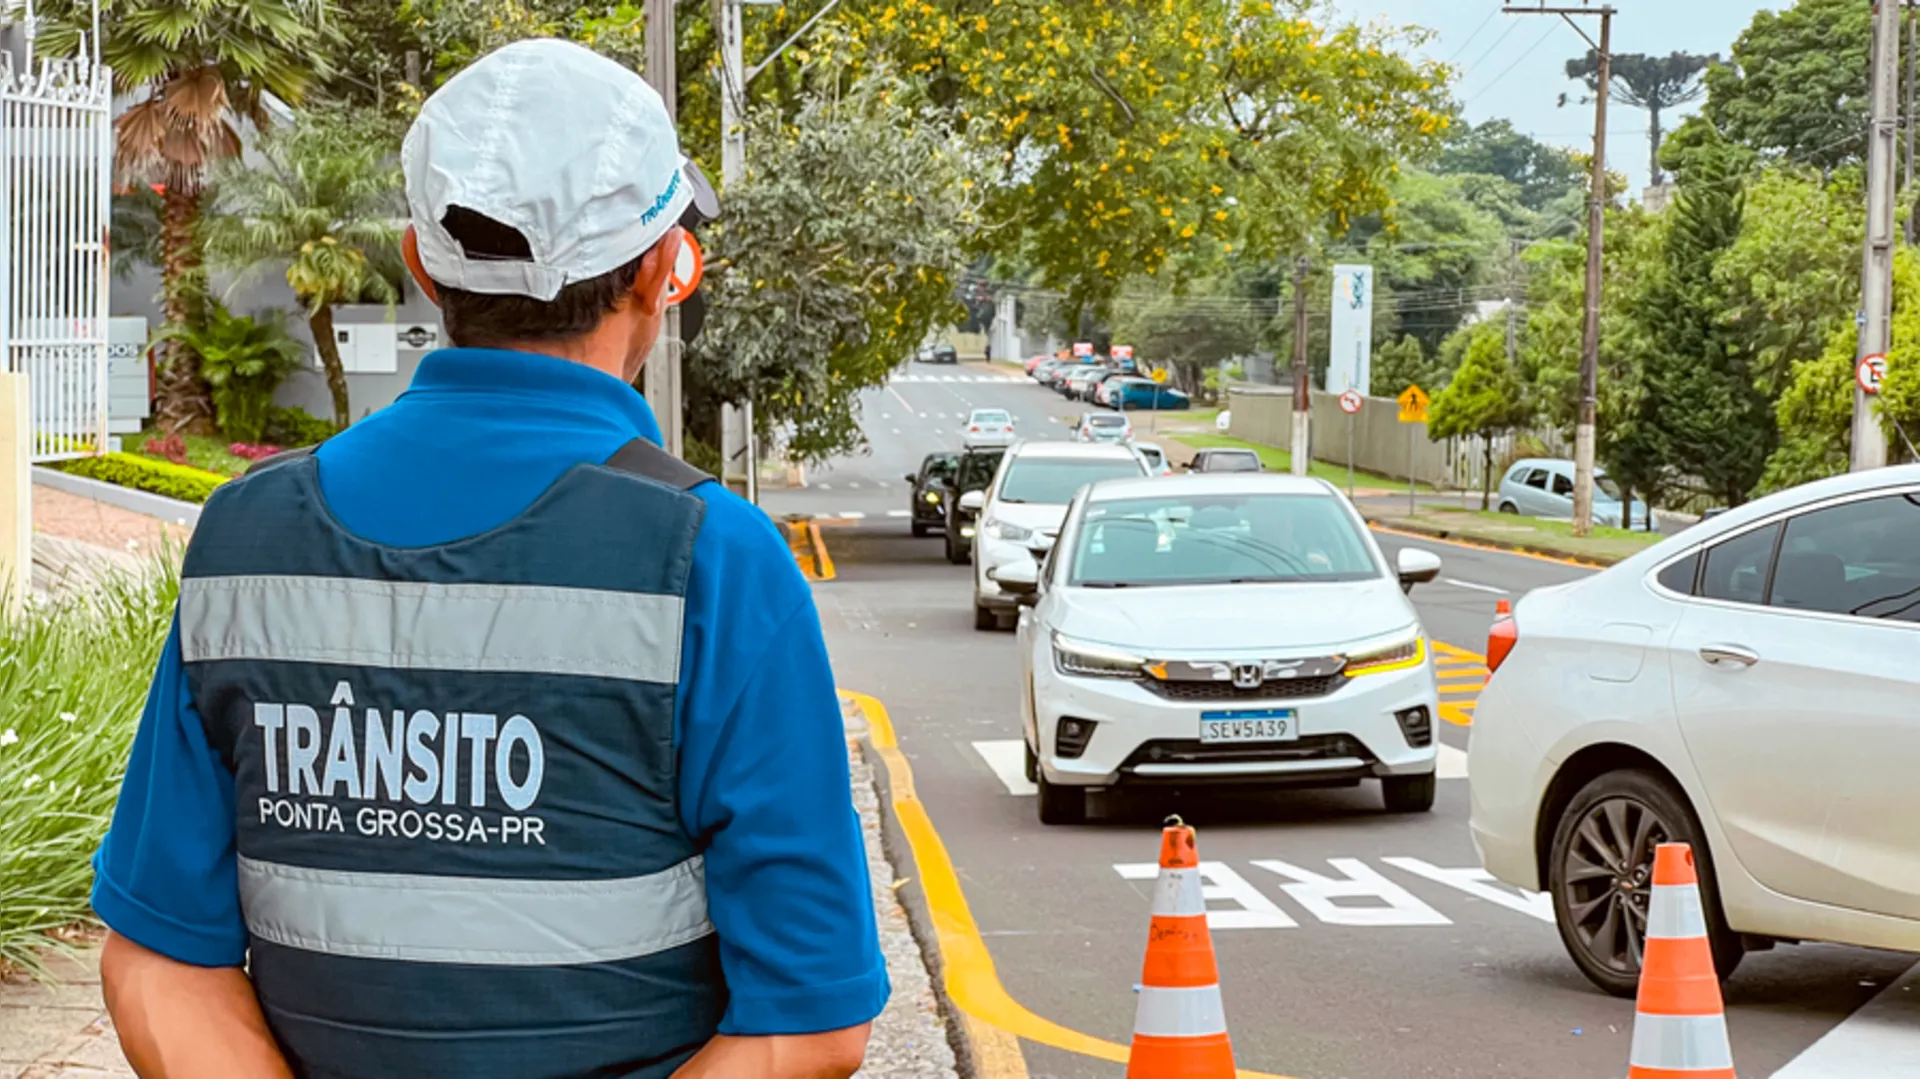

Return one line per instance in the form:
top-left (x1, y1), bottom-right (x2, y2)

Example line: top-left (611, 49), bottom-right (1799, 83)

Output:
top-left (39, 0), bottom-right (333, 433)
top-left (202, 113), bottom-right (402, 428)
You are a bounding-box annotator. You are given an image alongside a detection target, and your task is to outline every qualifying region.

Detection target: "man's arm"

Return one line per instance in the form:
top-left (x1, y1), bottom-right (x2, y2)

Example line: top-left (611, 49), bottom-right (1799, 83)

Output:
top-left (101, 933), bottom-right (293, 1079)
top-left (92, 619), bottom-right (289, 1077)
top-left (675, 504), bottom-right (889, 1078)
top-left (670, 1025), bottom-right (872, 1079)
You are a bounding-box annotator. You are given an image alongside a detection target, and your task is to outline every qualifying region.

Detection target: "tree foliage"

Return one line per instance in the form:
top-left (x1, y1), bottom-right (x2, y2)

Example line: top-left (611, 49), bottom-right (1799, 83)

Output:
top-left (684, 70), bottom-right (980, 463)
top-left (1434, 119), bottom-right (1586, 214)
top-left (1427, 321), bottom-right (1530, 508)
top-left (1108, 275), bottom-right (1268, 396)
top-left (1703, 0), bottom-right (1870, 170)
top-left (202, 110), bottom-right (405, 428)
top-left (1564, 50), bottom-right (1716, 187)
top-left (1715, 165), bottom-right (1862, 396)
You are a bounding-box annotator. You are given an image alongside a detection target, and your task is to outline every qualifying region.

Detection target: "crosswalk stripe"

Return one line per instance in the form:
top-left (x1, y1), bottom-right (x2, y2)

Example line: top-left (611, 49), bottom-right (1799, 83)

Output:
top-left (1436, 743), bottom-right (1468, 780)
top-left (1773, 961), bottom-right (1920, 1077)
top-left (972, 739), bottom-right (1037, 796)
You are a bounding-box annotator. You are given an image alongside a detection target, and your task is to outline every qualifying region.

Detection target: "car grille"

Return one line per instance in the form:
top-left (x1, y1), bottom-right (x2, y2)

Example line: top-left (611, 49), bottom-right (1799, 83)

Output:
top-left (1120, 734), bottom-right (1372, 769)
top-left (1138, 674), bottom-right (1344, 702)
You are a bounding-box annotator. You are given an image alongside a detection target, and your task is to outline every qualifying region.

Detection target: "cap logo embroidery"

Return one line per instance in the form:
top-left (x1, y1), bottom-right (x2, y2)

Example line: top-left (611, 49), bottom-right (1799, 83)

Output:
top-left (640, 169), bottom-right (682, 226)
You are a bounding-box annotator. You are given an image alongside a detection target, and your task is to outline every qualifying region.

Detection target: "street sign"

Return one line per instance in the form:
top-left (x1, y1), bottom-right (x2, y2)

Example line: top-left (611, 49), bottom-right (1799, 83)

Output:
top-left (1338, 389), bottom-right (1364, 415)
top-left (1328, 264), bottom-right (1375, 397)
top-left (1150, 367), bottom-right (1169, 384)
top-left (1112, 345), bottom-right (1134, 360)
top-left (1397, 385), bottom-right (1429, 424)
top-left (1073, 341), bottom-right (1094, 358)
top-left (666, 232), bottom-right (704, 305)
top-left (1858, 353), bottom-right (1887, 395)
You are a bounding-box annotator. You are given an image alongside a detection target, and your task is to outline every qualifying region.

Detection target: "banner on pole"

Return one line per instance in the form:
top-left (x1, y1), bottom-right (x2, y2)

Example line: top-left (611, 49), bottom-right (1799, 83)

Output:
top-left (1327, 264), bottom-right (1374, 397)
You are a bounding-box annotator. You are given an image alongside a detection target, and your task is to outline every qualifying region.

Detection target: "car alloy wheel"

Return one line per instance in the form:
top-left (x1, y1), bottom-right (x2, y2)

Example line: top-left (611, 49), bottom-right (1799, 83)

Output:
top-left (1548, 769), bottom-right (1743, 997)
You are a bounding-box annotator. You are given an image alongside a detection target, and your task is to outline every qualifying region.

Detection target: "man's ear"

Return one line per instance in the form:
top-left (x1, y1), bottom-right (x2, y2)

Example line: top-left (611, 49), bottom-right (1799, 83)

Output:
top-left (631, 227), bottom-right (685, 318)
top-left (401, 226), bottom-right (441, 306)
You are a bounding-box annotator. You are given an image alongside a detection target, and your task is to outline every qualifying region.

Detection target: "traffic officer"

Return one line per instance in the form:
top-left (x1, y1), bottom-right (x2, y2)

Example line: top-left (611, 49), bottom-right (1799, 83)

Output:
top-left (91, 39), bottom-right (886, 1079)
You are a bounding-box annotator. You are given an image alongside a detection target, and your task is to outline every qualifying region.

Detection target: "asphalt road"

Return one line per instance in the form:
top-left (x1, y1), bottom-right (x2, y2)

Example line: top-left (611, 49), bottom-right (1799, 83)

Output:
top-left (780, 363), bottom-right (1920, 1079)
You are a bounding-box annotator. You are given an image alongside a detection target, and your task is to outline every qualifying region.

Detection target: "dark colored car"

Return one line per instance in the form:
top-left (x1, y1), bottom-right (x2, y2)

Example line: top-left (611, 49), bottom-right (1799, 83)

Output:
top-left (1187, 447), bottom-right (1263, 473)
top-left (905, 451), bottom-right (960, 537)
top-left (945, 446), bottom-right (1007, 564)
top-left (931, 344), bottom-right (959, 364)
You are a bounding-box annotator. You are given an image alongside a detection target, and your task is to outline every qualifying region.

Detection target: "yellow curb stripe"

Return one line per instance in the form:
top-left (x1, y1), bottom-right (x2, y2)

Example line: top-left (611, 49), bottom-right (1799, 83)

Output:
top-left (810, 520), bottom-right (837, 581)
top-left (842, 690), bottom-right (1295, 1079)
top-left (1366, 523), bottom-right (1607, 570)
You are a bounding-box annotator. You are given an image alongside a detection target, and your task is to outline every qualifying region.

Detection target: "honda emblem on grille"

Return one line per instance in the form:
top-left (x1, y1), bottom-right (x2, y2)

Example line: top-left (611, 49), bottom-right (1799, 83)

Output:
top-left (1232, 663), bottom-right (1264, 689)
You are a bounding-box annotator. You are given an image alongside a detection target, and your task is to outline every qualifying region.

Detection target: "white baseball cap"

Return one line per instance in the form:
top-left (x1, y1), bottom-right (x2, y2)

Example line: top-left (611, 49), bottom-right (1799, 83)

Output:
top-left (402, 38), bottom-right (696, 302)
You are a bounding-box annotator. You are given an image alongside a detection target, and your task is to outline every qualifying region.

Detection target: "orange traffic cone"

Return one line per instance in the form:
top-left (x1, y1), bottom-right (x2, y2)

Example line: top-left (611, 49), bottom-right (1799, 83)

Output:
top-left (1127, 816), bottom-right (1235, 1079)
top-left (1628, 843), bottom-right (1736, 1078)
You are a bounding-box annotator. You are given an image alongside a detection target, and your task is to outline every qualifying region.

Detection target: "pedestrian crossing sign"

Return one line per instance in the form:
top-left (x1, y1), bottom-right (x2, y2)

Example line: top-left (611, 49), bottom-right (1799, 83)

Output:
top-left (1397, 385), bottom-right (1429, 424)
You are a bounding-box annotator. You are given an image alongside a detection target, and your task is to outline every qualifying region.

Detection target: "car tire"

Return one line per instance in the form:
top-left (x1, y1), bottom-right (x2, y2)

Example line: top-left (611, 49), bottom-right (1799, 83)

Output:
top-left (1498, 501), bottom-right (1520, 514)
top-left (1381, 772), bottom-right (1436, 813)
top-left (1023, 737), bottom-right (1038, 783)
top-left (1036, 772), bottom-right (1086, 825)
top-left (1548, 769), bottom-right (1745, 998)
top-left (911, 521), bottom-right (929, 538)
top-left (974, 604), bottom-right (997, 631)
top-left (947, 534), bottom-right (969, 565)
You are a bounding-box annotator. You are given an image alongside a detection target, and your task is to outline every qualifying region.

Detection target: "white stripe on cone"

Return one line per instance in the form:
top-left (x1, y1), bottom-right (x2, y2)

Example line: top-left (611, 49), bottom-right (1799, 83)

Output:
top-left (1133, 984), bottom-right (1229, 1039)
top-left (1646, 882), bottom-right (1709, 940)
top-left (1151, 868), bottom-right (1205, 918)
top-left (1629, 1013), bottom-right (1735, 1070)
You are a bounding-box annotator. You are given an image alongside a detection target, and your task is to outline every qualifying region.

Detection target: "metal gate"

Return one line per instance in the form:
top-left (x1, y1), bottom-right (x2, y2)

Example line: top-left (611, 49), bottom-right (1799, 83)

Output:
top-left (0, 46), bottom-right (111, 461)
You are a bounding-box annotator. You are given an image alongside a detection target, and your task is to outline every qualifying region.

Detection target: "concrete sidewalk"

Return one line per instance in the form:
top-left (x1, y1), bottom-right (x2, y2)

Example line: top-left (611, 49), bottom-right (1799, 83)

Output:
top-left (1, 736), bottom-right (957, 1079)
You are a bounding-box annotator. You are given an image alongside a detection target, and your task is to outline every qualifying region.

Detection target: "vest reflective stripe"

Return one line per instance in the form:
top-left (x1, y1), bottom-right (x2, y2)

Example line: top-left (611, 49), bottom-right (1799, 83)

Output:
top-left (238, 853), bottom-right (713, 966)
top-left (181, 575), bottom-right (684, 684)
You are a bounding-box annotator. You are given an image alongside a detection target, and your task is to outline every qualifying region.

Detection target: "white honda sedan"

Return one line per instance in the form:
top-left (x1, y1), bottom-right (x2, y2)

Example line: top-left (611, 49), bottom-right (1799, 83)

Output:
top-left (1469, 465), bottom-right (1920, 997)
top-left (992, 474), bottom-right (1445, 824)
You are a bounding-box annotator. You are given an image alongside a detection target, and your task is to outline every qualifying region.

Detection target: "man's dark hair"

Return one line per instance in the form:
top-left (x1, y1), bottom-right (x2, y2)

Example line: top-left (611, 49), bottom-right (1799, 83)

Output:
top-left (435, 206), bottom-right (646, 347)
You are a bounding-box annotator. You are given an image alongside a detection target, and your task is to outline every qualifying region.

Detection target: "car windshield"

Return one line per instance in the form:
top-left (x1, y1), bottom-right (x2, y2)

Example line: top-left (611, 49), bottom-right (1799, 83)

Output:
top-left (1205, 452), bottom-right (1260, 472)
top-left (956, 449), bottom-right (1005, 490)
top-left (1069, 493), bottom-right (1380, 587)
top-left (1138, 447), bottom-right (1164, 467)
top-left (1088, 415), bottom-right (1126, 427)
top-left (1596, 475), bottom-right (1623, 501)
top-left (998, 457), bottom-right (1145, 504)
top-left (972, 410), bottom-right (1011, 425)
top-left (925, 456), bottom-right (958, 483)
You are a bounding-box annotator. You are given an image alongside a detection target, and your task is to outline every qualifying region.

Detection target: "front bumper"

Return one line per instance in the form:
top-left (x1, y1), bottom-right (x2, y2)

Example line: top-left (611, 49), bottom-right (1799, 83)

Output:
top-left (1032, 658), bottom-right (1438, 788)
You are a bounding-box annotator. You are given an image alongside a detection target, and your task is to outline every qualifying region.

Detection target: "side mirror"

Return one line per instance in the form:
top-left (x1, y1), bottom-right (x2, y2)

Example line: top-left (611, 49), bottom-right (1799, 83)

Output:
top-left (904, 473), bottom-right (918, 484)
top-left (988, 557), bottom-right (1041, 604)
top-left (1396, 547), bottom-right (1443, 592)
top-left (959, 490), bottom-right (987, 512)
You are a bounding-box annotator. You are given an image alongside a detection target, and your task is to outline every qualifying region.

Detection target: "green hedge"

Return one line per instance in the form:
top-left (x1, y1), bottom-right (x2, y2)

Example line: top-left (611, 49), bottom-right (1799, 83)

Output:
top-left (50, 452), bottom-right (230, 504)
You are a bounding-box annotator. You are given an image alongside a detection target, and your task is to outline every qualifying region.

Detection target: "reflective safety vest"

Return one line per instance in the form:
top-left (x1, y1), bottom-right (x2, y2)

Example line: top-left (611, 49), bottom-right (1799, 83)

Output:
top-left (179, 440), bottom-right (726, 1079)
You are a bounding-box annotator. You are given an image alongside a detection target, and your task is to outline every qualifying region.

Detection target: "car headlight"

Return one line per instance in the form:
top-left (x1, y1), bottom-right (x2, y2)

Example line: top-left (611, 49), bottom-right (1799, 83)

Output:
top-left (1342, 631), bottom-right (1426, 677)
top-left (1052, 633), bottom-right (1147, 679)
top-left (925, 491), bottom-right (942, 504)
top-left (985, 517), bottom-right (1033, 542)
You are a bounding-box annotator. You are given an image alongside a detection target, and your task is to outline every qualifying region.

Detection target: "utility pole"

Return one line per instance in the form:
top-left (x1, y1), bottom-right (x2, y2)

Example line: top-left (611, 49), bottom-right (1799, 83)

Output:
top-left (643, 0), bottom-right (684, 458)
top-left (1289, 255), bottom-right (1311, 476)
top-left (1858, 0), bottom-right (1901, 471)
top-left (717, 0), bottom-right (753, 500)
top-left (1905, 3), bottom-right (1916, 246)
top-left (1505, 2), bottom-right (1612, 535)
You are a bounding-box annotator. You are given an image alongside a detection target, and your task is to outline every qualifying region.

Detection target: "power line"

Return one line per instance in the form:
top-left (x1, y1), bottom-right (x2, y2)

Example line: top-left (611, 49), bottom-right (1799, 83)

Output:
top-left (1457, 20), bottom-right (1521, 80)
top-left (1462, 22), bottom-right (1563, 106)
top-left (1442, 9), bottom-right (1501, 66)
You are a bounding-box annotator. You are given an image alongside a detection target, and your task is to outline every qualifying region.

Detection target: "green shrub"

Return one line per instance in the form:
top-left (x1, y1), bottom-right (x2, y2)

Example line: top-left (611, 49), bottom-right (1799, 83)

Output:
top-left (263, 405), bottom-right (338, 448)
top-left (51, 453), bottom-right (229, 504)
top-left (0, 560), bottom-right (179, 974)
top-left (682, 436), bottom-right (724, 479)
top-left (151, 303), bottom-right (305, 444)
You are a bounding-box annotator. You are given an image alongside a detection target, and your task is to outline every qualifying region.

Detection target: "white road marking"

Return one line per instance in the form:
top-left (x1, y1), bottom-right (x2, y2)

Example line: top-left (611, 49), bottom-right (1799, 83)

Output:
top-left (887, 510), bottom-right (911, 518)
top-left (971, 740), bottom-right (1037, 796)
top-left (1436, 743), bottom-right (1468, 780)
top-left (882, 413), bottom-right (892, 419)
top-left (1379, 858), bottom-right (1553, 922)
top-left (848, 482), bottom-right (861, 489)
top-left (1250, 859), bottom-right (1452, 927)
top-left (1773, 962), bottom-right (1920, 1077)
top-left (1442, 578), bottom-right (1508, 595)
top-left (893, 428), bottom-right (902, 434)
top-left (878, 482), bottom-right (889, 488)
top-left (817, 483), bottom-right (832, 490)
top-left (839, 511), bottom-right (866, 519)
top-left (1114, 862), bottom-right (1297, 929)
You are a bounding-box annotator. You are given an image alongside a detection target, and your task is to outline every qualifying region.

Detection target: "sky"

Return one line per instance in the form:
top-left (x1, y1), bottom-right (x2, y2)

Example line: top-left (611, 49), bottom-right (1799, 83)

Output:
top-left (1327, 0), bottom-right (1786, 194)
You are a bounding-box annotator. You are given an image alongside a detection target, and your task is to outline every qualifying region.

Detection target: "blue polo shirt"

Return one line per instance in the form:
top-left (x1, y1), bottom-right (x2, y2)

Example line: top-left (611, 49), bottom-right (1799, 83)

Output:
top-left (92, 348), bottom-right (889, 1037)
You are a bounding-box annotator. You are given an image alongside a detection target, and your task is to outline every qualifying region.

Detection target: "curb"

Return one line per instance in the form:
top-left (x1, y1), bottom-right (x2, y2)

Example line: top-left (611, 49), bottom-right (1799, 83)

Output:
top-left (1364, 516), bottom-right (1621, 568)
top-left (782, 514), bottom-right (837, 582)
top-left (32, 466), bottom-right (203, 527)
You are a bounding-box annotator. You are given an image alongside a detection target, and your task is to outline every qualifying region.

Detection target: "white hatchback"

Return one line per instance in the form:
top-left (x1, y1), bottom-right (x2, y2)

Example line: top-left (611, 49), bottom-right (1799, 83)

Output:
top-left (1469, 465), bottom-right (1920, 997)
top-left (964, 408), bottom-right (1016, 448)
top-left (992, 474), bottom-right (1445, 824)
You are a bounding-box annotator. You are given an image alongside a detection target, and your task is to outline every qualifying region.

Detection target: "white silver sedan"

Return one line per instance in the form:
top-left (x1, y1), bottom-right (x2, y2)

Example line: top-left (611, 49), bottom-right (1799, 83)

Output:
top-left (1469, 464), bottom-right (1920, 997)
top-left (992, 474), bottom-right (1445, 824)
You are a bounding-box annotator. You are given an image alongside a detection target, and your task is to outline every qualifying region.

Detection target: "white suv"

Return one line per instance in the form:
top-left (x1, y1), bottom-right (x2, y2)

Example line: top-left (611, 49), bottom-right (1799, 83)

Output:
top-left (960, 441), bottom-right (1149, 631)
top-left (1469, 465), bottom-right (1920, 997)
